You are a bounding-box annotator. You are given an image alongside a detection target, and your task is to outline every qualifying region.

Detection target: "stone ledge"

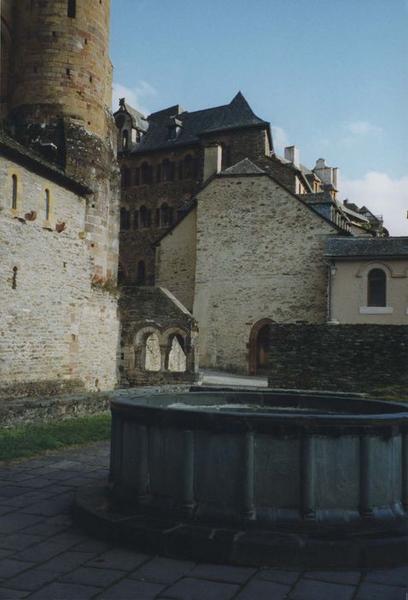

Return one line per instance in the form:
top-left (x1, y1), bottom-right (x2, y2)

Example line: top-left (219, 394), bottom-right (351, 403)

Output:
top-left (0, 385), bottom-right (191, 428)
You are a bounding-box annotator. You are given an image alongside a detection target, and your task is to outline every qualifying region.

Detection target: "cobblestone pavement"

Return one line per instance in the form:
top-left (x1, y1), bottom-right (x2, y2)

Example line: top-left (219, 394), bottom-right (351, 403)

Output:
top-left (0, 442), bottom-right (407, 599)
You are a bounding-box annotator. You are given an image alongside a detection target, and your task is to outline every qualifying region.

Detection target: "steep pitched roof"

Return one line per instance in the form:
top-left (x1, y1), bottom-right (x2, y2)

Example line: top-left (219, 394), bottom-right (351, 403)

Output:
top-left (131, 92), bottom-right (270, 154)
top-left (114, 100), bottom-right (149, 132)
top-left (155, 156), bottom-right (348, 247)
top-left (325, 237), bottom-right (408, 258)
top-left (222, 158), bottom-right (265, 176)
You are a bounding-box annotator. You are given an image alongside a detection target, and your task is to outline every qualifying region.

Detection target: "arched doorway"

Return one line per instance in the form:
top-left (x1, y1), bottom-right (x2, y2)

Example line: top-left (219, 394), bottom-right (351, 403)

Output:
top-left (248, 319), bottom-right (273, 375)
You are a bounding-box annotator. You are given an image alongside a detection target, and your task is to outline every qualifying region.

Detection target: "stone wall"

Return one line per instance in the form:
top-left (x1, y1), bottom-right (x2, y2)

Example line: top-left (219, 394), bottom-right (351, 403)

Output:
top-left (0, 155), bottom-right (120, 399)
top-left (192, 173), bottom-right (338, 373)
top-left (119, 286), bottom-right (198, 386)
top-left (10, 0), bottom-right (112, 139)
top-left (268, 324), bottom-right (408, 394)
top-left (155, 208), bottom-right (197, 311)
top-left (118, 126), bottom-right (269, 285)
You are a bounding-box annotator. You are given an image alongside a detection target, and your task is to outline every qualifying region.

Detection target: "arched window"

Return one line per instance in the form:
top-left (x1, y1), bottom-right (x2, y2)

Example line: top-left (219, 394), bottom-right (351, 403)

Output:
top-left (140, 205), bottom-right (151, 228)
top-left (367, 268), bottom-right (386, 307)
top-left (67, 0), bottom-right (76, 18)
top-left (160, 203), bottom-right (174, 228)
top-left (133, 168), bottom-right (140, 186)
top-left (183, 154), bottom-right (194, 179)
top-left (145, 333), bottom-right (161, 371)
top-left (167, 334), bottom-right (187, 372)
top-left (133, 210), bottom-right (139, 229)
top-left (11, 174), bottom-right (17, 209)
top-left (156, 164), bottom-right (162, 183)
top-left (162, 159), bottom-right (175, 182)
top-left (120, 207), bottom-right (130, 230)
top-left (141, 162), bottom-right (153, 185)
top-left (122, 130), bottom-right (129, 150)
top-left (136, 260), bottom-right (146, 285)
top-left (45, 189), bottom-right (50, 221)
top-left (121, 167), bottom-right (130, 188)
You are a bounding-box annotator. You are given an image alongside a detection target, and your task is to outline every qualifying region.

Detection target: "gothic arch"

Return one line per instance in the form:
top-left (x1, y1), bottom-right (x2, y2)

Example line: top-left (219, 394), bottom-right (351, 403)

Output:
top-left (248, 318), bottom-right (274, 375)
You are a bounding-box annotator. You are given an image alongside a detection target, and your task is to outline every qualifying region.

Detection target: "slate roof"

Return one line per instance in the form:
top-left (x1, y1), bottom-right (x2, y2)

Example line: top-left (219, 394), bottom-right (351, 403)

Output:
top-left (222, 158), bottom-right (265, 176)
top-left (114, 100), bottom-right (149, 132)
top-left (0, 130), bottom-right (92, 195)
top-left (130, 92), bottom-right (269, 154)
top-left (325, 237), bottom-right (408, 258)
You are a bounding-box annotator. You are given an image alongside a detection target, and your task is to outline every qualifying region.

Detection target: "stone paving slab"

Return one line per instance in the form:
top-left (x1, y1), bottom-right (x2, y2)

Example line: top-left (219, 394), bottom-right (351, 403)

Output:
top-left (0, 441), bottom-right (407, 599)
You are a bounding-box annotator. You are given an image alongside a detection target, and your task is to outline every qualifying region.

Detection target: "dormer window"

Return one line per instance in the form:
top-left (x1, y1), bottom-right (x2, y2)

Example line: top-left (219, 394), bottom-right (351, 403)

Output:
top-left (168, 117), bottom-right (182, 141)
top-left (122, 130), bottom-right (129, 150)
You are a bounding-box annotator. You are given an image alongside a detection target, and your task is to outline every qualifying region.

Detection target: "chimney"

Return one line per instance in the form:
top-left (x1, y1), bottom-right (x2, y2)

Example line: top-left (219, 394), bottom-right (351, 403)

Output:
top-left (203, 144), bottom-right (222, 181)
top-left (284, 145), bottom-right (300, 167)
top-left (314, 158), bottom-right (337, 187)
top-left (332, 167), bottom-right (339, 190)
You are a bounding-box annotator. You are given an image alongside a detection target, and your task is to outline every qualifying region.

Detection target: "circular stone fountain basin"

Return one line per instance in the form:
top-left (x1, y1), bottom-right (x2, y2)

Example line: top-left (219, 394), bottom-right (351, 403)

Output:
top-left (74, 390), bottom-right (408, 568)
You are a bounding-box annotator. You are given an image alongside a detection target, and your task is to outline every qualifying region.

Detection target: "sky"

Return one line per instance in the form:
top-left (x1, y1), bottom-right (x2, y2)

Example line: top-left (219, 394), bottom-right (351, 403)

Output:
top-left (111, 0), bottom-right (407, 235)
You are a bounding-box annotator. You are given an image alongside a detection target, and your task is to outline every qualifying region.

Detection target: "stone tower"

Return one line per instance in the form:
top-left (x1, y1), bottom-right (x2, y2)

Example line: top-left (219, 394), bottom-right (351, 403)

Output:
top-left (6, 0), bottom-right (119, 280)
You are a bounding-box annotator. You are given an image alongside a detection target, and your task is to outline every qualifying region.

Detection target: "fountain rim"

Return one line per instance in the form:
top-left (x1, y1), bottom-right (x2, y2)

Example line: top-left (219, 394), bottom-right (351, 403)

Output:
top-left (110, 390), bottom-right (408, 432)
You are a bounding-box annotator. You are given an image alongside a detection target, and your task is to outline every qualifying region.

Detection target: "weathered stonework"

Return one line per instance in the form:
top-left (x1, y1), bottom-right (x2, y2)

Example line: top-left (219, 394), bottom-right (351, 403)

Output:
top-left (119, 286), bottom-right (198, 387)
top-left (157, 171), bottom-right (339, 373)
top-left (0, 155), bottom-right (119, 398)
top-left (4, 0), bottom-right (120, 282)
top-left (268, 324), bottom-right (408, 394)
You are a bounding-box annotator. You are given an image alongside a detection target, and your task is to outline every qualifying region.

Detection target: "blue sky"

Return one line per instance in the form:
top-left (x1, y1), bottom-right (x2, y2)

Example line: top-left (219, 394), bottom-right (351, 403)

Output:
top-left (111, 0), bottom-right (407, 234)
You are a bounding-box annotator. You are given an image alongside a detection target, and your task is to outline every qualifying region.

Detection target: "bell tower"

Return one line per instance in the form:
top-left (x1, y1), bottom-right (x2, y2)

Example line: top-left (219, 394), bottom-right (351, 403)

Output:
top-left (7, 0), bottom-right (119, 281)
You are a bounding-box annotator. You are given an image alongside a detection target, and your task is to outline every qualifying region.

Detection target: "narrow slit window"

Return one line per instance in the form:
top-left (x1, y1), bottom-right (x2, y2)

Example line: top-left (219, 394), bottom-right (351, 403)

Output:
top-left (67, 0), bottom-right (76, 18)
top-left (45, 189), bottom-right (50, 221)
top-left (12, 175), bottom-right (17, 209)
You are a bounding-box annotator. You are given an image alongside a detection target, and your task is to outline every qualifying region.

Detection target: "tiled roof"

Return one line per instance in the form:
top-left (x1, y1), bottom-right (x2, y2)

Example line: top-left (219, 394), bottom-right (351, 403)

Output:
top-left (114, 101), bottom-right (149, 132)
top-left (130, 92), bottom-right (269, 154)
top-left (325, 237), bottom-right (408, 258)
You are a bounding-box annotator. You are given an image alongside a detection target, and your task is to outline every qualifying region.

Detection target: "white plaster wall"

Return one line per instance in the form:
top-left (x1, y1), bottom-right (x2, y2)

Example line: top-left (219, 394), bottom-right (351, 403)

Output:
top-left (330, 259), bottom-right (408, 324)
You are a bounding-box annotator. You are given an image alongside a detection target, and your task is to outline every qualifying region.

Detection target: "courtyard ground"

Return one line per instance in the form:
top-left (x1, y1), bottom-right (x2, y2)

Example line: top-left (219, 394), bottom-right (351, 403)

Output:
top-left (0, 442), bottom-right (407, 599)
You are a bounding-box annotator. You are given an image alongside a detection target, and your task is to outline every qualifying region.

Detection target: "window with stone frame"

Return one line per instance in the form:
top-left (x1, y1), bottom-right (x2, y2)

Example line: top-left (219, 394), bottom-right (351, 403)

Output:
top-left (162, 159), bottom-right (175, 182)
top-left (136, 260), bottom-right (146, 285)
top-left (121, 167), bottom-right (131, 188)
top-left (183, 154), bottom-right (195, 179)
top-left (160, 203), bottom-right (174, 228)
top-left (120, 207), bottom-right (130, 230)
top-left (367, 268), bottom-right (387, 307)
top-left (67, 0), bottom-right (76, 18)
top-left (141, 162), bottom-right (153, 184)
top-left (140, 205), bottom-right (151, 228)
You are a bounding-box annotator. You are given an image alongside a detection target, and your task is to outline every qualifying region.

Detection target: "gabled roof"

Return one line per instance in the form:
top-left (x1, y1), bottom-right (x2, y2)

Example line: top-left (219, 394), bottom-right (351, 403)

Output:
top-left (129, 92), bottom-right (270, 154)
top-left (154, 156), bottom-right (348, 247)
top-left (222, 158), bottom-right (265, 176)
top-left (325, 237), bottom-right (408, 258)
top-left (114, 99), bottom-right (149, 132)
